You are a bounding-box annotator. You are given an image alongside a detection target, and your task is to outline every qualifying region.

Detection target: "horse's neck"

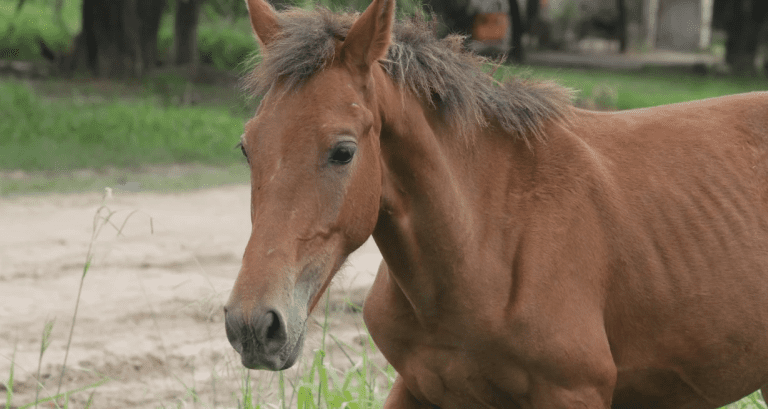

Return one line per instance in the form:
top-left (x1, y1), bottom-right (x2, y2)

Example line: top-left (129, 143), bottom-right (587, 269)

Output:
top-left (372, 75), bottom-right (538, 325)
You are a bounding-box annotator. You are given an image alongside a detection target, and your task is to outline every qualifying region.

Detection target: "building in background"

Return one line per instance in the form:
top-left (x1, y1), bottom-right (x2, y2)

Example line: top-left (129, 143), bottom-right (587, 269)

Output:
top-left (540, 0), bottom-right (714, 52)
top-left (435, 0), bottom-right (725, 56)
top-left (648, 0), bottom-right (714, 51)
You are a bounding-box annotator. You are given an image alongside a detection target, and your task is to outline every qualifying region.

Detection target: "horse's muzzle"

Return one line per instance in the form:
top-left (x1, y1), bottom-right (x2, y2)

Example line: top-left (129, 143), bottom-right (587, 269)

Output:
top-left (224, 305), bottom-right (302, 370)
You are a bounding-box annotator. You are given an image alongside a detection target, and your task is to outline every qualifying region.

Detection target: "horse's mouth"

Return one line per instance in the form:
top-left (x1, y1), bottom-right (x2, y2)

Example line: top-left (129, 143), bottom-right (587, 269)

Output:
top-left (227, 264), bottom-right (328, 371)
top-left (239, 326), bottom-right (306, 371)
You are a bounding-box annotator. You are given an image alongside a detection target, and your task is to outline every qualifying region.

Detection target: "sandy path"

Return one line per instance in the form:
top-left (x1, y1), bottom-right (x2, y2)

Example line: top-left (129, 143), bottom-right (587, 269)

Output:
top-left (0, 185), bottom-right (384, 408)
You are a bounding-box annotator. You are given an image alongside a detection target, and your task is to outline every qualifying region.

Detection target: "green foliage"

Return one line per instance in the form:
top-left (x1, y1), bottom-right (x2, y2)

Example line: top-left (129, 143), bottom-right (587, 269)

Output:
top-left (0, 0), bottom-right (81, 59)
top-left (197, 20), bottom-right (257, 71)
top-left (155, 11), bottom-right (257, 72)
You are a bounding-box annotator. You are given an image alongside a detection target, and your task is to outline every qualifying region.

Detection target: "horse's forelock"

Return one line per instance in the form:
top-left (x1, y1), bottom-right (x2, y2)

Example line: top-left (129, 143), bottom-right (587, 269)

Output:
top-left (244, 7), bottom-right (573, 143)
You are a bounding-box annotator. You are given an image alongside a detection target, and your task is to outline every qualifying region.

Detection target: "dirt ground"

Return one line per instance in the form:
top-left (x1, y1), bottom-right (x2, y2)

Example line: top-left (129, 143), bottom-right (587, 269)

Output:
top-left (0, 184), bottom-right (386, 408)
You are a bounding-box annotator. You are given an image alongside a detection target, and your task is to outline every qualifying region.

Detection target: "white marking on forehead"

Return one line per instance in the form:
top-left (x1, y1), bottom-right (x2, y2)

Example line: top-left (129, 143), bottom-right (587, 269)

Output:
top-left (351, 103), bottom-right (359, 108)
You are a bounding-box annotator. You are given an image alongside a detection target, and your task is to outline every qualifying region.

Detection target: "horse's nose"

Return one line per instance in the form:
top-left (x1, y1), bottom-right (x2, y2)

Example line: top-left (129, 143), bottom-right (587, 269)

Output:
top-left (224, 306), bottom-right (288, 370)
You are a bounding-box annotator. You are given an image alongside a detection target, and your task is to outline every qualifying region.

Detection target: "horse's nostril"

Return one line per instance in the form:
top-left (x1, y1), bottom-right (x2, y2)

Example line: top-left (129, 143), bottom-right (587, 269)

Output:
top-left (255, 310), bottom-right (287, 351)
top-left (265, 311), bottom-right (281, 340)
top-left (226, 307), bottom-right (290, 368)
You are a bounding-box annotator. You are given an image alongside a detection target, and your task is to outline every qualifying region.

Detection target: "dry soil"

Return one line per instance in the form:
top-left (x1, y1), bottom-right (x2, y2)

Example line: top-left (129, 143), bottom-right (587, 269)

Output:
top-left (0, 185), bottom-right (385, 408)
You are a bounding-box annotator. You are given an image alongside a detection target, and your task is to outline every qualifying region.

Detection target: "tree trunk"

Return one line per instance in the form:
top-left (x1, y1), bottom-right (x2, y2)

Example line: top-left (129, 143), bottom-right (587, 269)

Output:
top-left (725, 0), bottom-right (768, 74)
top-left (616, 0), bottom-right (627, 53)
top-left (508, 0), bottom-right (524, 62)
top-left (525, 0), bottom-right (550, 49)
top-left (422, 0), bottom-right (474, 37)
top-left (67, 0), bottom-right (166, 77)
top-left (173, 0), bottom-right (201, 68)
top-left (525, 0), bottom-right (538, 31)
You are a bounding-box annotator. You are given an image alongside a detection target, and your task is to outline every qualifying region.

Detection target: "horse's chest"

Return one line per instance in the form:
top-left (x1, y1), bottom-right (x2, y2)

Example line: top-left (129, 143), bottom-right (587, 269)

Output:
top-left (364, 278), bottom-right (529, 407)
top-left (394, 341), bottom-right (529, 408)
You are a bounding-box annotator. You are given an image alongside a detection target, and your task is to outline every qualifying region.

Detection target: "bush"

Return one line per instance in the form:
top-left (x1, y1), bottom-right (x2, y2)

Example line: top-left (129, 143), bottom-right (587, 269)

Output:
top-left (0, 0), bottom-right (81, 59)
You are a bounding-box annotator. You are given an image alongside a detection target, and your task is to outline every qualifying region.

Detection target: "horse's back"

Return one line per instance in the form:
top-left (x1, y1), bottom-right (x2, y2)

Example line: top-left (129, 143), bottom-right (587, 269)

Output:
top-left (568, 91), bottom-right (768, 408)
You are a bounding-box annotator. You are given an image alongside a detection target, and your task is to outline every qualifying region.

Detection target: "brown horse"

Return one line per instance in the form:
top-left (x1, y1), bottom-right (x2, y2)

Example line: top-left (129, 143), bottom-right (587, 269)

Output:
top-left (223, 0), bottom-right (768, 407)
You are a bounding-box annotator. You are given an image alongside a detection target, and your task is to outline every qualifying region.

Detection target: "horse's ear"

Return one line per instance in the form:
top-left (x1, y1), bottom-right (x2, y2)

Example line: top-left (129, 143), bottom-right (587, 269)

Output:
top-left (246, 0), bottom-right (280, 48)
top-left (340, 0), bottom-right (395, 72)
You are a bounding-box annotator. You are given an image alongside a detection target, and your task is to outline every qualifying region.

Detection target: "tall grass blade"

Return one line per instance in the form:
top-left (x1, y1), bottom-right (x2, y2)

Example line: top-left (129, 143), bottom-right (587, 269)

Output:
top-left (4, 347), bottom-right (15, 409)
top-left (34, 319), bottom-right (55, 409)
top-left (297, 384), bottom-right (314, 409)
top-left (82, 391), bottom-right (95, 409)
top-left (54, 205), bottom-right (108, 399)
top-left (55, 190), bottom-right (145, 403)
top-left (20, 378), bottom-right (109, 409)
top-left (240, 371), bottom-right (253, 409)
top-left (318, 292), bottom-right (330, 407)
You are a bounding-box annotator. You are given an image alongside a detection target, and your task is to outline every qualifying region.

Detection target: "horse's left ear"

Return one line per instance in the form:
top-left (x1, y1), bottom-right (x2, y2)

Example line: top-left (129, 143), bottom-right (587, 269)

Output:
top-left (340, 0), bottom-right (395, 72)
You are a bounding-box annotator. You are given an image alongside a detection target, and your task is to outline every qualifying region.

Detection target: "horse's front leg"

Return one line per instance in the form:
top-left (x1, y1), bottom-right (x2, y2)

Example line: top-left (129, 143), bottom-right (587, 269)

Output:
top-left (384, 376), bottom-right (436, 409)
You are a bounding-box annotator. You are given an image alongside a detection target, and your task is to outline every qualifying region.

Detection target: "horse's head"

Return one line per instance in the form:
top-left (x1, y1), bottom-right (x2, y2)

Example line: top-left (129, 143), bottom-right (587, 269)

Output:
top-left (224, 0), bottom-right (394, 370)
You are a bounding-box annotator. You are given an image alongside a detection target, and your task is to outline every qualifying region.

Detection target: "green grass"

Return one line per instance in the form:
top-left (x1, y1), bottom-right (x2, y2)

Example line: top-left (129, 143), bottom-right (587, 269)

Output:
top-left (4, 65), bottom-right (767, 172)
top-left (501, 65), bottom-right (768, 110)
top-left (0, 79), bottom-right (247, 171)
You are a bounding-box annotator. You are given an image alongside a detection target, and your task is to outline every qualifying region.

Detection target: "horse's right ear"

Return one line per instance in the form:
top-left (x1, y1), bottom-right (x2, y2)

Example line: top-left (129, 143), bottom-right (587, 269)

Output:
top-left (340, 0), bottom-right (395, 73)
top-left (245, 0), bottom-right (280, 48)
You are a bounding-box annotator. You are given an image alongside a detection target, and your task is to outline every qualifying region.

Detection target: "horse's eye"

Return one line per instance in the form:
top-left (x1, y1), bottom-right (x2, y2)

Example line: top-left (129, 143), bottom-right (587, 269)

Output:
top-left (329, 141), bottom-right (356, 165)
top-left (236, 142), bottom-right (248, 162)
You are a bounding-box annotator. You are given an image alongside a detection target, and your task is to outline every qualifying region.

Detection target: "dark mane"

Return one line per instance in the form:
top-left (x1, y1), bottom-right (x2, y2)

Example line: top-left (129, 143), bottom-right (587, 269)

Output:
top-left (245, 7), bottom-right (573, 141)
